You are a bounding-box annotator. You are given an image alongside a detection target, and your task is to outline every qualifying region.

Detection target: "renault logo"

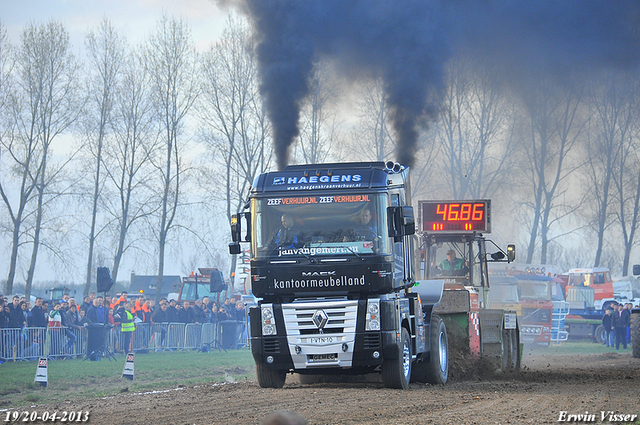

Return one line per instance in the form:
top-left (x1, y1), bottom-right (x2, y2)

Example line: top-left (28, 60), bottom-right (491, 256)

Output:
top-left (312, 310), bottom-right (329, 330)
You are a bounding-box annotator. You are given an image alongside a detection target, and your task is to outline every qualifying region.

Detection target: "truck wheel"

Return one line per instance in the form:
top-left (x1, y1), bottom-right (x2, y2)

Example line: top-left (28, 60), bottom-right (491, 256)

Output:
top-left (382, 327), bottom-right (412, 389)
top-left (509, 328), bottom-right (521, 372)
top-left (502, 328), bottom-right (519, 372)
top-left (631, 312), bottom-right (640, 359)
top-left (256, 363), bottom-right (286, 388)
top-left (501, 330), bottom-right (510, 371)
top-left (424, 315), bottom-right (448, 385)
top-left (595, 325), bottom-right (606, 344)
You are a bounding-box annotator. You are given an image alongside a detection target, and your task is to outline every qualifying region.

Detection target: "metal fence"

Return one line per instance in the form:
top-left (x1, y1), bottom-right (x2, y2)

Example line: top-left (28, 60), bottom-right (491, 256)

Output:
top-left (0, 320), bottom-right (247, 362)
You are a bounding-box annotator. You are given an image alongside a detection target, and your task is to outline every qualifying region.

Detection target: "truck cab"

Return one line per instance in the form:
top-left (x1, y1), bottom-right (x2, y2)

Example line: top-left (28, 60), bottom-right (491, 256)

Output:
top-left (565, 268), bottom-right (615, 311)
top-left (178, 268), bottom-right (227, 305)
top-left (230, 162), bottom-right (448, 389)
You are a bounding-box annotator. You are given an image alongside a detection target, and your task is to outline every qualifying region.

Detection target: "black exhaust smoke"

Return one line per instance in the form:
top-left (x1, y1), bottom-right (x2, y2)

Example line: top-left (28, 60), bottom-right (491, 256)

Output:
top-left (216, 0), bottom-right (640, 170)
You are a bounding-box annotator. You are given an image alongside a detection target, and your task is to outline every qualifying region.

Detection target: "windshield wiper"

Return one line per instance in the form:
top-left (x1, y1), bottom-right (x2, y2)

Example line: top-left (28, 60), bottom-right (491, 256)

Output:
top-left (345, 245), bottom-right (363, 258)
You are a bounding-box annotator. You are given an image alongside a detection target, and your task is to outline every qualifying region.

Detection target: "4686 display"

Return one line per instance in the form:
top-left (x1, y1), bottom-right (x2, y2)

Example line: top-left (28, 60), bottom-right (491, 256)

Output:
top-left (4, 411), bottom-right (89, 422)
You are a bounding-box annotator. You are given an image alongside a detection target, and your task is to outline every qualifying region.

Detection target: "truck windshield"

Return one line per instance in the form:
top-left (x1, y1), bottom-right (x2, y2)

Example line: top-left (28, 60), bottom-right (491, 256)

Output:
top-left (180, 282), bottom-right (220, 301)
top-left (517, 281), bottom-right (550, 300)
top-left (489, 283), bottom-right (519, 304)
top-left (427, 242), bottom-right (471, 279)
top-left (251, 193), bottom-right (389, 258)
top-left (568, 273), bottom-right (591, 286)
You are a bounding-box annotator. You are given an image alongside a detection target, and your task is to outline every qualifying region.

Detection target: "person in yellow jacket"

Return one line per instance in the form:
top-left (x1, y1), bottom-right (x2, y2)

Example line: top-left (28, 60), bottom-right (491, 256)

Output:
top-left (120, 302), bottom-right (136, 354)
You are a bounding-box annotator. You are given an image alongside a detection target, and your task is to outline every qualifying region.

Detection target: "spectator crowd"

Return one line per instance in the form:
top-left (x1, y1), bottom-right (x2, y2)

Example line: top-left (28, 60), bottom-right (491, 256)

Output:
top-left (601, 302), bottom-right (635, 350)
top-left (0, 291), bottom-right (247, 362)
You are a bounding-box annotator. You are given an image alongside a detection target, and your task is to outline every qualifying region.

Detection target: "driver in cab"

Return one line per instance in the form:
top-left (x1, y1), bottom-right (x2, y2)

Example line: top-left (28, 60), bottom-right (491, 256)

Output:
top-left (439, 249), bottom-right (468, 276)
top-left (343, 206), bottom-right (377, 242)
top-left (265, 213), bottom-right (303, 251)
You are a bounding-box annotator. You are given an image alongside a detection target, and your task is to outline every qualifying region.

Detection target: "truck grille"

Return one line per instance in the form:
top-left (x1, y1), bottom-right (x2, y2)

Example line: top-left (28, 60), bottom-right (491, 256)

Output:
top-left (522, 308), bottom-right (551, 324)
top-left (282, 300), bottom-right (358, 336)
top-left (263, 337), bottom-right (280, 354)
top-left (363, 333), bottom-right (381, 349)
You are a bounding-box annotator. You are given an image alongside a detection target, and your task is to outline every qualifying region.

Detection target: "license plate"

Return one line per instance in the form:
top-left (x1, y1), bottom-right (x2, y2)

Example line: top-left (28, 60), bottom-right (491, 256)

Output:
top-left (309, 336), bottom-right (334, 344)
top-left (311, 354), bottom-right (337, 361)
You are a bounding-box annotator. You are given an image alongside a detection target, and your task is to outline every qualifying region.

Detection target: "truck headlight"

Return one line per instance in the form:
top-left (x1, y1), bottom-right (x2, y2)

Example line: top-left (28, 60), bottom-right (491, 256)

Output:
top-left (366, 300), bottom-right (380, 331)
top-left (262, 308), bottom-right (273, 320)
top-left (261, 305), bottom-right (276, 336)
top-left (263, 324), bottom-right (275, 336)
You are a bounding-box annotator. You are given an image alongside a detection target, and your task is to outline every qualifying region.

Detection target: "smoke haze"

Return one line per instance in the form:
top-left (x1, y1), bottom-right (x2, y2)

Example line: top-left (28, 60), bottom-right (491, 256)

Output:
top-left (217, 0), bottom-right (640, 170)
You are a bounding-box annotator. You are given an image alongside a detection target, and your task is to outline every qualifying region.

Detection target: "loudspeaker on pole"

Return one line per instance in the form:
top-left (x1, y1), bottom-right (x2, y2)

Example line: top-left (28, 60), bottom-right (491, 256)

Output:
top-left (122, 353), bottom-right (135, 380)
top-left (35, 357), bottom-right (48, 387)
top-left (97, 267), bottom-right (114, 293)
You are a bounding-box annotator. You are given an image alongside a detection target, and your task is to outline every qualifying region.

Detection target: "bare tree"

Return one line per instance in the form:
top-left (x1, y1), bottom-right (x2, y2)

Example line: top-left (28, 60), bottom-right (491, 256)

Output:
top-left (24, 22), bottom-right (81, 298)
top-left (0, 20), bottom-right (25, 295)
top-left (145, 16), bottom-right (199, 304)
top-left (604, 73), bottom-right (640, 275)
top-left (1, 21), bottom-right (80, 296)
top-left (584, 71), bottom-right (637, 268)
top-left (0, 20), bottom-right (11, 138)
top-left (82, 19), bottom-right (125, 295)
top-left (517, 77), bottom-right (585, 264)
top-left (294, 62), bottom-right (342, 164)
top-left (103, 47), bottom-right (157, 284)
top-left (351, 78), bottom-right (394, 162)
top-left (614, 137), bottom-right (640, 275)
top-left (435, 58), bottom-right (517, 200)
top-left (198, 15), bottom-right (270, 282)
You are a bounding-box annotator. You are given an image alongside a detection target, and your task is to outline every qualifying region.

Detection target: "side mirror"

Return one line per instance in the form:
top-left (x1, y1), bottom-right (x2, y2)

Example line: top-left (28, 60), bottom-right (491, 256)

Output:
top-left (230, 214), bottom-right (241, 243)
top-left (402, 206), bottom-right (415, 236)
top-left (507, 244), bottom-right (516, 262)
top-left (229, 243), bottom-right (241, 255)
top-left (387, 206), bottom-right (415, 238)
top-left (633, 264), bottom-right (640, 276)
top-left (244, 211), bottom-right (251, 242)
top-left (387, 207), bottom-right (400, 238)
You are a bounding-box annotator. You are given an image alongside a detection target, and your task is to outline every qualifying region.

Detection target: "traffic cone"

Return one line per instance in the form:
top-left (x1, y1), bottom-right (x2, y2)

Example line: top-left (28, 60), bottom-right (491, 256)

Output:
top-left (35, 357), bottom-right (48, 388)
top-left (122, 353), bottom-right (135, 380)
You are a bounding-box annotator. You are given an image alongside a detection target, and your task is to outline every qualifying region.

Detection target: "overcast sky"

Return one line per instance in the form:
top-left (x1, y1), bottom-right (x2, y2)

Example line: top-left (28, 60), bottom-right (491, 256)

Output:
top-left (2, 0), bottom-right (228, 51)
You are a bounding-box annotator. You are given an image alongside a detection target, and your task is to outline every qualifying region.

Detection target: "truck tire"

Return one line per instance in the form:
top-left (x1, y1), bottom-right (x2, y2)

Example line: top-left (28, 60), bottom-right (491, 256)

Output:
top-left (382, 327), bottom-right (412, 389)
top-left (595, 325), bottom-right (606, 345)
top-left (501, 329), bottom-right (510, 371)
top-left (510, 328), bottom-right (521, 372)
top-left (631, 312), bottom-right (640, 359)
top-left (503, 328), bottom-right (520, 372)
top-left (256, 363), bottom-right (286, 388)
top-left (425, 315), bottom-right (448, 385)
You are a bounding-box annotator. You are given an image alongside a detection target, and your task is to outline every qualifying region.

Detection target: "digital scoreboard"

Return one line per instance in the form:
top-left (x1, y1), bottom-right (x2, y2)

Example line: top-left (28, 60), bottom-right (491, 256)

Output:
top-left (419, 200), bottom-right (491, 233)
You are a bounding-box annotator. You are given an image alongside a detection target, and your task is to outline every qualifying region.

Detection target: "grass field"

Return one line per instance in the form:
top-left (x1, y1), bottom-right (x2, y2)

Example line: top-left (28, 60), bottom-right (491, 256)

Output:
top-left (0, 341), bottom-right (632, 410)
top-left (0, 349), bottom-right (256, 409)
top-left (529, 340), bottom-right (635, 355)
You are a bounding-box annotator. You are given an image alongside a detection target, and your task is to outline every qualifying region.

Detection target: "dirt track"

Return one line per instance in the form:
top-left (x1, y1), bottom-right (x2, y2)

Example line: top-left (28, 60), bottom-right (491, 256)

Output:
top-left (35, 349), bottom-right (639, 425)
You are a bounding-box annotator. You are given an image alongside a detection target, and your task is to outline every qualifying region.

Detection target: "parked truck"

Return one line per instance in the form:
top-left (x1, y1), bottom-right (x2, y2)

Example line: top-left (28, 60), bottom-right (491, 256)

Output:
top-left (229, 161), bottom-right (519, 388)
top-left (178, 268), bottom-right (228, 305)
top-left (488, 265), bottom-right (570, 344)
top-left (559, 268), bottom-right (615, 342)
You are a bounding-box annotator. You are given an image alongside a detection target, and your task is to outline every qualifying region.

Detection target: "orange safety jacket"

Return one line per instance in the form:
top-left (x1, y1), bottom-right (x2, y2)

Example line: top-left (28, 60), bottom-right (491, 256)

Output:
top-left (111, 295), bottom-right (127, 310)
